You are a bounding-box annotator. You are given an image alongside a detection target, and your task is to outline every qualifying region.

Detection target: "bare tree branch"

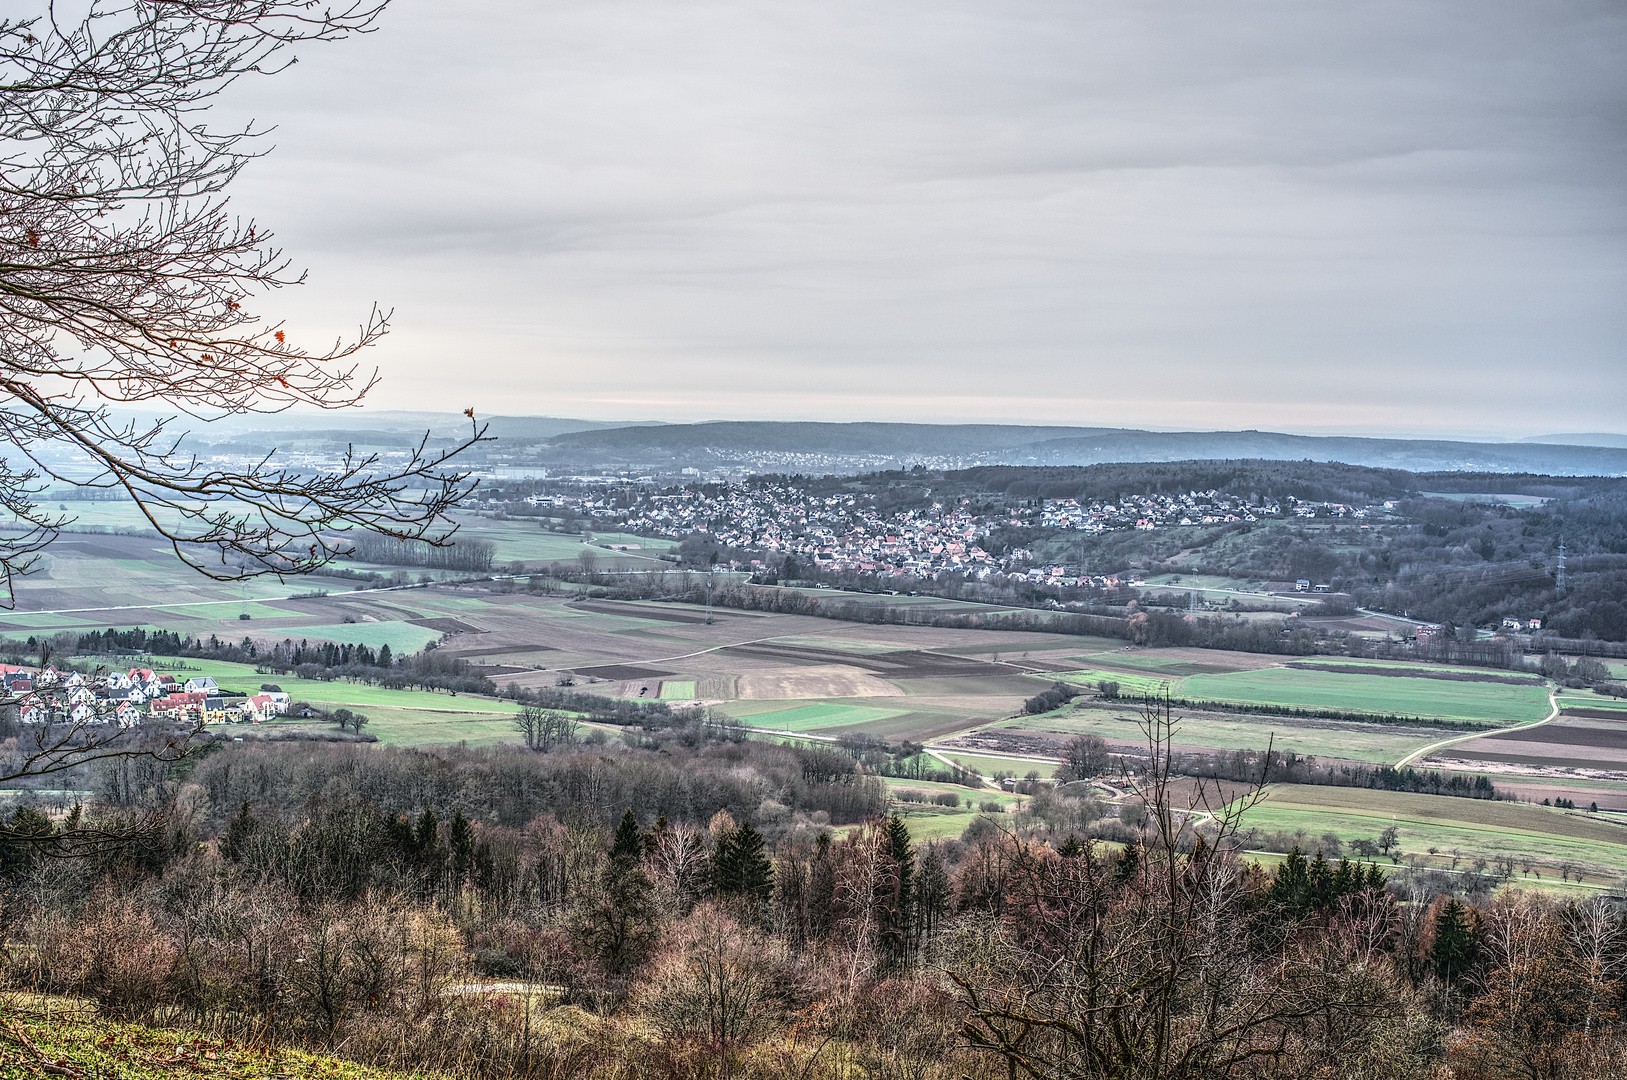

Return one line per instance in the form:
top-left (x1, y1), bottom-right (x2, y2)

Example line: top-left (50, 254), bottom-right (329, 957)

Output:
top-left (0, 1), bottom-right (487, 605)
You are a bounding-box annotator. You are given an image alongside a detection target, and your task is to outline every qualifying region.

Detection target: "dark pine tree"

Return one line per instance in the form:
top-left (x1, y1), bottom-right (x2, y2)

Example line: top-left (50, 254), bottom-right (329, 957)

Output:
top-left (880, 814), bottom-right (915, 964)
top-left (809, 831), bottom-right (836, 938)
top-left (712, 818), bottom-right (774, 902)
top-left (1430, 898), bottom-right (1479, 986)
top-left (611, 808), bottom-right (643, 864)
top-left (448, 809), bottom-right (475, 881)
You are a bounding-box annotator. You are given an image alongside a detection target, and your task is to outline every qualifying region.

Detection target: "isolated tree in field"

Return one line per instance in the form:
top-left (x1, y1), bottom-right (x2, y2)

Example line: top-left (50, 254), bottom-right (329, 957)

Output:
top-left (1378, 824), bottom-right (1400, 855)
top-left (328, 707), bottom-right (371, 734)
top-left (1056, 733), bottom-right (1111, 783)
top-left (0, 1), bottom-right (485, 603)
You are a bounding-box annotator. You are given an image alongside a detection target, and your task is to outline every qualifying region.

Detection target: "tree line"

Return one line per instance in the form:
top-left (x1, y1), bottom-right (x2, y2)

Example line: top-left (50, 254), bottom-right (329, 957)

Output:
top-left (343, 533), bottom-right (497, 572)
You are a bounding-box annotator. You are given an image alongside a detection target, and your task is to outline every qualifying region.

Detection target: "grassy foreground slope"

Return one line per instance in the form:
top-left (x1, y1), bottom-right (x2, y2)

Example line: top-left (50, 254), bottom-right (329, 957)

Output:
top-left (0, 1008), bottom-right (424, 1080)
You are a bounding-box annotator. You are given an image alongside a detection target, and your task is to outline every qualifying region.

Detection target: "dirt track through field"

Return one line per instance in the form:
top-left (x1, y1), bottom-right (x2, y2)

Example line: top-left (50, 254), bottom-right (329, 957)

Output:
top-left (1396, 688), bottom-right (1559, 768)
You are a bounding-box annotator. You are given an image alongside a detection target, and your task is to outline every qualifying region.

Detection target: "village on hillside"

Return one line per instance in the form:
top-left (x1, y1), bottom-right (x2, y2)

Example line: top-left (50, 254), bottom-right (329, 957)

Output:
top-left (1, 664), bottom-right (288, 727)
top-left (487, 479), bottom-right (1373, 581)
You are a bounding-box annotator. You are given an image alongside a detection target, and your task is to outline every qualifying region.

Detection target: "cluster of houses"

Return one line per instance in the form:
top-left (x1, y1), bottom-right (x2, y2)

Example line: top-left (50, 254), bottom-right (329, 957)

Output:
top-left (497, 480), bottom-right (1389, 584)
top-left (608, 483), bottom-right (1284, 581)
top-left (3, 665), bottom-right (290, 727)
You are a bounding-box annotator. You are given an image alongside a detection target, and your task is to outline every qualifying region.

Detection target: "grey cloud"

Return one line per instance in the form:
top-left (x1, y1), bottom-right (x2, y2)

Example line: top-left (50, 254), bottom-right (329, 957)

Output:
top-left (216, 0), bottom-right (1625, 433)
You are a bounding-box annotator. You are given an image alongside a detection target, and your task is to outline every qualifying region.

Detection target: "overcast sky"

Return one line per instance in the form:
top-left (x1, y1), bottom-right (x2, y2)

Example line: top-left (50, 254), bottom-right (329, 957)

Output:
top-left (224, 0), bottom-right (1627, 436)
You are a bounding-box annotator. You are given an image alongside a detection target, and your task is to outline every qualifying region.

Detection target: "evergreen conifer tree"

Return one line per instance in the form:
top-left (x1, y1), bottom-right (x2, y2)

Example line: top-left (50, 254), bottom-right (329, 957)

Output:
top-left (1115, 835), bottom-right (1141, 883)
top-left (915, 843), bottom-right (951, 941)
top-left (881, 815), bottom-right (916, 963)
top-left (220, 802), bottom-right (259, 864)
top-left (0, 805), bottom-right (55, 879)
top-left (1430, 898), bottom-right (1479, 985)
top-left (611, 808), bottom-right (643, 864)
top-left (809, 830), bottom-right (836, 937)
top-left (449, 809), bottom-right (475, 880)
top-left (712, 818), bottom-right (774, 901)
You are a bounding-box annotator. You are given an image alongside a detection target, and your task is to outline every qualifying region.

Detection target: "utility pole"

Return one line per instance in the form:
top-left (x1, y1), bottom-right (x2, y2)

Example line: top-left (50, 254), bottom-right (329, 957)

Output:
top-left (706, 553), bottom-right (716, 625)
top-left (1556, 538), bottom-right (1567, 596)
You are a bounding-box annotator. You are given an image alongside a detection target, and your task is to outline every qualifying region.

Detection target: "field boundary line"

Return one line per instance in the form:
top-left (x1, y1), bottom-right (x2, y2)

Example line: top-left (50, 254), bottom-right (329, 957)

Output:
top-left (1394, 688), bottom-right (1558, 768)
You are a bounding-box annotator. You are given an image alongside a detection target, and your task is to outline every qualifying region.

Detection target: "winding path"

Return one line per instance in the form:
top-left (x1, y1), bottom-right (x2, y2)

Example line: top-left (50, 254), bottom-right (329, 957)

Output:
top-left (1392, 687), bottom-right (1560, 769)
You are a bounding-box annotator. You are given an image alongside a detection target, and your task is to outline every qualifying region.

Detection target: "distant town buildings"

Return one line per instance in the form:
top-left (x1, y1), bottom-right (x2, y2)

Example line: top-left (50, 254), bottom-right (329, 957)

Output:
top-left (472, 480), bottom-right (1380, 585)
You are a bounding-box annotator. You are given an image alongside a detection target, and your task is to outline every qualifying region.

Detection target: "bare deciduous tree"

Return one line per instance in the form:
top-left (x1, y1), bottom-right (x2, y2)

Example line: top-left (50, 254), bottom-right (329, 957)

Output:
top-left (0, 1), bottom-right (487, 601)
top-left (513, 705), bottom-right (577, 752)
top-left (950, 694), bottom-right (1406, 1079)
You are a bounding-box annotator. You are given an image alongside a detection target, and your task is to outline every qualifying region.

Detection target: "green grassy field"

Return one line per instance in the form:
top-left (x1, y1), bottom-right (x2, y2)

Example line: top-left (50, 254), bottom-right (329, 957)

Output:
top-left (1557, 689), bottom-right (1627, 713)
top-left (724, 701), bottom-right (910, 732)
top-left (1233, 785), bottom-right (1627, 885)
top-left (884, 777), bottom-right (1025, 839)
top-left (1182, 668), bottom-right (1551, 723)
top-left (996, 706), bottom-right (1443, 764)
top-left (1285, 656), bottom-right (1546, 679)
top-left (128, 659), bottom-right (530, 747)
top-left (1060, 665), bottom-right (1551, 724)
top-left (888, 806), bottom-right (1007, 840)
top-left (1058, 669), bottom-right (1173, 697)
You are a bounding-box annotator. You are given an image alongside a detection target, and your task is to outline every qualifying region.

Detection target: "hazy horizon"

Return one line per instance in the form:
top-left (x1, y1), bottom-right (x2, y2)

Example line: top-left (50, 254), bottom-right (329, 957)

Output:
top-left (174, 406), bottom-right (1627, 448)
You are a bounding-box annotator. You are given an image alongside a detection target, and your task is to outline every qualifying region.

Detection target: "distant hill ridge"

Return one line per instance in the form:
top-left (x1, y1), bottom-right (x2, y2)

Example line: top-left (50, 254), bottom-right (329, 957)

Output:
top-left (536, 421), bottom-right (1627, 476)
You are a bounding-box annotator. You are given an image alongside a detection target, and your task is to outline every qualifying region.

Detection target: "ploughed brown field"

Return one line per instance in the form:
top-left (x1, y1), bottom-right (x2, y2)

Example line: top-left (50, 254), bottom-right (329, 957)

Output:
top-left (1422, 715), bottom-right (1627, 807)
top-left (1443, 717), bottom-right (1627, 769)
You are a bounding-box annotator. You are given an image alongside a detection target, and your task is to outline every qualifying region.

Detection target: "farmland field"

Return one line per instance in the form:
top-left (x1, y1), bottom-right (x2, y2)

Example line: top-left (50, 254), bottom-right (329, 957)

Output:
top-left (1233, 784), bottom-right (1627, 886)
top-left (976, 705), bottom-right (1450, 764)
top-left (1420, 714), bottom-right (1627, 807)
top-left (255, 621), bottom-right (444, 652)
top-left (931, 749), bottom-right (1058, 779)
top-left (885, 777), bottom-right (1024, 839)
top-left (1060, 664), bottom-right (1550, 724)
top-left (0, 523), bottom-right (1593, 782)
top-left (1180, 668), bottom-right (1551, 723)
top-left (724, 701), bottom-right (908, 731)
